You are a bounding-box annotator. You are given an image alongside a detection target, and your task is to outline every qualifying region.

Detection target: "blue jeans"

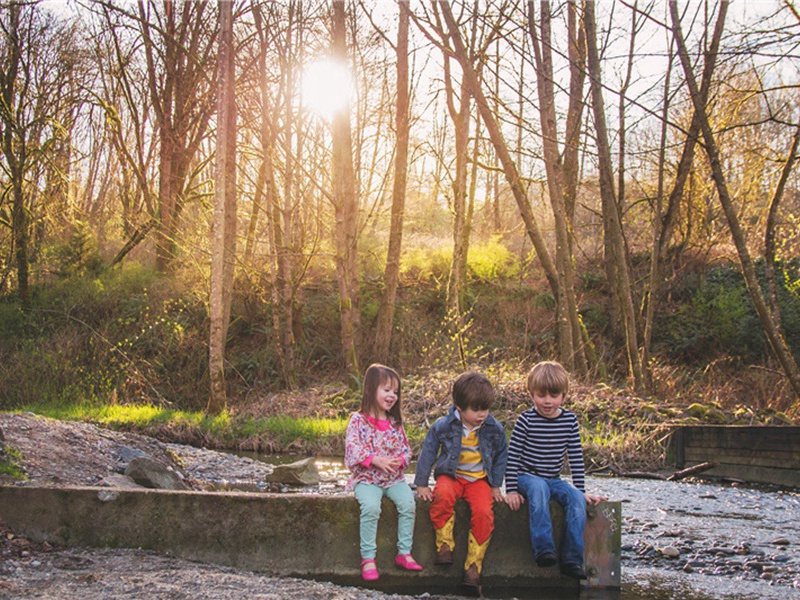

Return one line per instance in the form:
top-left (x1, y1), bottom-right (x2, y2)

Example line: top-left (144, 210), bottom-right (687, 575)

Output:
top-left (516, 473), bottom-right (587, 566)
top-left (354, 481), bottom-right (416, 559)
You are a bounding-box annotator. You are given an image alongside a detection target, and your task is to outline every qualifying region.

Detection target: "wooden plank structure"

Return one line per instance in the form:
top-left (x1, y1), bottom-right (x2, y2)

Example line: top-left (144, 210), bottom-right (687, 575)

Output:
top-left (669, 425), bottom-right (800, 488)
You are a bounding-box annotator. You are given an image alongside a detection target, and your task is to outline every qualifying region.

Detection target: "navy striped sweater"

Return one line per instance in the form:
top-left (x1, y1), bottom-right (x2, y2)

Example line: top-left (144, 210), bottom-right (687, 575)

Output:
top-left (505, 408), bottom-right (586, 493)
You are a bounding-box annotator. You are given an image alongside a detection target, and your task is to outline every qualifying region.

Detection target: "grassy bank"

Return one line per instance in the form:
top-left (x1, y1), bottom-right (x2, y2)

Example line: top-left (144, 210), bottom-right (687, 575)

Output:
top-left (8, 366), bottom-right (796, 473)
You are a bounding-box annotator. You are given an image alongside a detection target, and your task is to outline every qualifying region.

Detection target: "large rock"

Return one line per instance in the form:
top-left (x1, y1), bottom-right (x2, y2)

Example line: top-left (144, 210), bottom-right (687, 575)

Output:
top-left (116, 445), bottom-right (149, 469)
top-left (124, 457), bottom-right (189, 491)
top-left (264, 457), bottom-right (320, 485)
top-left (100, 473), bottom-right (147, 490)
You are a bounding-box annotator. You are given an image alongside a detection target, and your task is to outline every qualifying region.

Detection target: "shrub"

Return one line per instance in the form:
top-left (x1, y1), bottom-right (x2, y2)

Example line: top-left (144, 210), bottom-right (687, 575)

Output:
top-left (400, 246), bottom-right (451, 282)
top-left (468, 237), bottom-right (521, 281)
top-left (654, 260), bottom-right (800, 363)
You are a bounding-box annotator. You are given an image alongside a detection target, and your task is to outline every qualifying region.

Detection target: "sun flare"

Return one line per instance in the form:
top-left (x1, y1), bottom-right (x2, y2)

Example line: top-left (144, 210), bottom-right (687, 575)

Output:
top-left (301, 58), bottom-right (354, 118)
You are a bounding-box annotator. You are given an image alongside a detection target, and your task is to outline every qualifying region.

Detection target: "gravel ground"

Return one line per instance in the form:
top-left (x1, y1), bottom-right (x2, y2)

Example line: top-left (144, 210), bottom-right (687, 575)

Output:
top-left (0, 413), bottom-right (465, 600)
top-left (1, 412), bottom-right (799, 600)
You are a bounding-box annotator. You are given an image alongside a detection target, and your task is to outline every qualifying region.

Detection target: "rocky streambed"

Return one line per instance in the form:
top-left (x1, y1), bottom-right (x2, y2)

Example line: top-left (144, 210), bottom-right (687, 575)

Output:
top-left (1, 412), bottom-right (799, 599)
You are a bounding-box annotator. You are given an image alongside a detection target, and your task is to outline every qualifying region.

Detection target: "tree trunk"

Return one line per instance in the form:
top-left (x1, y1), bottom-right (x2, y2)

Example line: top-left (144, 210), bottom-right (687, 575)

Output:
top-left (1, 4), bottom-right (29, 305)
top-left (669, 0), bottom-right (800, 400)
top-left (443, 51), bottom-right (472, 363)
top-left (375, 0), bottom-right (410, 363)
top-left (111, 218), bottom-right (158, 267)
top-left (331, 0), bottom-right (361, 382)
top-left (439, 1), bottom-right (558, 299)
top-left (763, 124), bottom-right (800, 331)
top-left (137, 0), bottom-right (216, 273)
top-left (527, 0), bottom-right (587, 373)
top-left (585, 0), bottom-right (645, 392)
top-left (643, 4), bottom-right (721, 373)
top-left (253, 2), bottom-right (298, 388)
top-left (208, 0), bottom-right (237, 415)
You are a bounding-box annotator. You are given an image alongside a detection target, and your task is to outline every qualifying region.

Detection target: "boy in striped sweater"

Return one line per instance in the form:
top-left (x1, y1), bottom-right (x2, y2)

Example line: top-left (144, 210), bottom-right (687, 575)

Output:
top-left (505, 361), bottom-right (606, 580)
top-left (415, 372), bottom-right (508, 593)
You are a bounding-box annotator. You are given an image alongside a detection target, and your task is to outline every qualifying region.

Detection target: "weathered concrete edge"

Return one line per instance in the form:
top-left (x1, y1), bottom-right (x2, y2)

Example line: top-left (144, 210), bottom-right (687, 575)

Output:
top-left (0, 485), bottom-right (621, 591)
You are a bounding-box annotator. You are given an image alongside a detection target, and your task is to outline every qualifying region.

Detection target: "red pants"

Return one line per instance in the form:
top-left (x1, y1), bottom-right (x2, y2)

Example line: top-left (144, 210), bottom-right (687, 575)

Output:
top-left (430, 475), bottom-right (494, 545)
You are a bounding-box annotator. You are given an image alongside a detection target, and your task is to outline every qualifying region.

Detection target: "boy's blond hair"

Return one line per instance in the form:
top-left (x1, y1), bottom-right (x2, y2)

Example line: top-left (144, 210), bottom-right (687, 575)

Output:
top-left (526, 361), bottom-right (570, 396)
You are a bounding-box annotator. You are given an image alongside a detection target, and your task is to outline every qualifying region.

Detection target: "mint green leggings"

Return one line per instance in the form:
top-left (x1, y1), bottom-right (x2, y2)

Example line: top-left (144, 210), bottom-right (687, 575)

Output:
top-left (354, 481), bottom-right (416, 559)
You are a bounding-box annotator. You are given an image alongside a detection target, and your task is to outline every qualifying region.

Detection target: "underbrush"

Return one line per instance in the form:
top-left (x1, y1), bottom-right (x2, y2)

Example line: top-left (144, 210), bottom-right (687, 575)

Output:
top-left (1, 256), bottom-right (799, 470)
top-left (9, 364), bottom-right (794, 473)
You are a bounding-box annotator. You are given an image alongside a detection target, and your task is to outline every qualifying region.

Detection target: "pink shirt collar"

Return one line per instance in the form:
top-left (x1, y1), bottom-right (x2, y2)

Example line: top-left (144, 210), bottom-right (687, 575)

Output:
top-left (364, 412), bottom-right (392, 431)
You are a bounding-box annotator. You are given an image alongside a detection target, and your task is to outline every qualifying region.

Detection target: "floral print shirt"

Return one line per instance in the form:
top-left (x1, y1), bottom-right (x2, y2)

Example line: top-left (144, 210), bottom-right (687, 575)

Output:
top-left (344, 411), bottom-right (412, 491)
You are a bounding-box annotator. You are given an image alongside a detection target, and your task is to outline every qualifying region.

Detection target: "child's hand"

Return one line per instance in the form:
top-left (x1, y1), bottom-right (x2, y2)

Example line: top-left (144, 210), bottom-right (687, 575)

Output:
top-left (416, 486), bottom-right (433, 501)
top-left (491, 487), bottom-right (505, 502)
top-left (372, 455), bottom-right (403, 475)
top-left (505, 492), bottom-right (524, 510)
top-left (585, 492), bottom-right (607, 506)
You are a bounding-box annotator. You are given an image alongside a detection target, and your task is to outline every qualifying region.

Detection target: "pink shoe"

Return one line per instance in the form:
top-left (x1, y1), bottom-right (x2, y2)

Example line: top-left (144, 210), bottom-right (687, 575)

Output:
top-left (361, 558), bottom-right (379, 581)
top-left (395, 554), bottom-right (423, 571)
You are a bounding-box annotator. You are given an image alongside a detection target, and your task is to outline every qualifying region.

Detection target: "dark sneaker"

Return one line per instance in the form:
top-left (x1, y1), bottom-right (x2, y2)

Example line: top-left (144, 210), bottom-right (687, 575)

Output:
top-left (560, 562), bottom-right (587, 579)
top-left (462, 563), bottom-right (482, 596)
top-left (535, 552), bottom-right (557, 568)
top-left (435, 542), bottom-right (454, 565)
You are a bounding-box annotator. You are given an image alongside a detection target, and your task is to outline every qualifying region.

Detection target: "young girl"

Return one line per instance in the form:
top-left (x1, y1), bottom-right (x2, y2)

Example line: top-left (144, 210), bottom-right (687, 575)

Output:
top-left (345, 363), bottom-right (423, 581)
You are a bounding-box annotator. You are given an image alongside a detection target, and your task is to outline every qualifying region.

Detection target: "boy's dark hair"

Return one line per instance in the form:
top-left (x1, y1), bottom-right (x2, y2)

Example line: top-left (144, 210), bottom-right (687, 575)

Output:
top-left (452, 371), bottom-right (494, 411)
top-left (361, 363), bottom-right (402, 422)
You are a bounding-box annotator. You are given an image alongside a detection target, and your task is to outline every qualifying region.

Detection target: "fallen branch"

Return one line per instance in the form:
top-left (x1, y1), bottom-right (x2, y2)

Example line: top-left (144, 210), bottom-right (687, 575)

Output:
top-left (608, 465), bottom-right (667, 480)
top-left (111, 218), bottom-right (157, 267)
top-left (666, 461), bottom-right (717, 481)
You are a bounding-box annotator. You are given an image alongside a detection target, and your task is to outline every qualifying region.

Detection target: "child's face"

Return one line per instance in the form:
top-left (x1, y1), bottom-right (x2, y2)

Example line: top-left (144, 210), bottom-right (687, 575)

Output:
top-left (374, 378), bottom-right (399, 417)
top-left (460, 406), bottom-right (489, 429)
top-left (531, 389), bottom-right (564, 419)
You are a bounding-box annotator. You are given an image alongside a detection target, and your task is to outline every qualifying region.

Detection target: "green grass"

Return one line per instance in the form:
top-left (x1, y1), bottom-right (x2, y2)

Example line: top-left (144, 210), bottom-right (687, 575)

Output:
top-left (0, 447), bottom-right (26, 480)
top-left (250, 415), bottom-right (348, 446)
top-left (11, 402), bottom-right (350, 450)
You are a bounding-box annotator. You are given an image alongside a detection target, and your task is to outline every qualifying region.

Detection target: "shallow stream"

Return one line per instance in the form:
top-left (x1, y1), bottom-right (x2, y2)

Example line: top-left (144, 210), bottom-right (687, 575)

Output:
top-left (240, 453), bottom-right (800, 600)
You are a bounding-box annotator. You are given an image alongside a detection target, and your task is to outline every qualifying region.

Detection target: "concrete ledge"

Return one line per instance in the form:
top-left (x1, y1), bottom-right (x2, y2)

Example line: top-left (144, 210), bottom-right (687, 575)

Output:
top-left (0, 485), bottom-right (620, 592)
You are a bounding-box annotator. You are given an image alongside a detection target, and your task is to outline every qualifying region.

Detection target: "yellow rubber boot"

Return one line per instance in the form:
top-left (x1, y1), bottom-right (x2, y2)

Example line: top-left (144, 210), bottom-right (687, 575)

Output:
top-left (464, 531), bottom-right (491, 574)
top-left (434, 515), bottom-right (455, 564)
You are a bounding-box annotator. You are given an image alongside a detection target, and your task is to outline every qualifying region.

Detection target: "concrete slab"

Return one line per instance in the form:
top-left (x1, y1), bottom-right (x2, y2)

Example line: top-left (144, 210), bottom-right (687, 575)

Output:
top-left (0, 485), bottom-right (620, 593)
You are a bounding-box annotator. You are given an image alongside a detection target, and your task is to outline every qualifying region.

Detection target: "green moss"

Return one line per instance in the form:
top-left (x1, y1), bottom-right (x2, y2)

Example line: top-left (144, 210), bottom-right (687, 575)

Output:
top-left (0, 447), bottom-right (26, 480)
top-left (686, 403), bottom-right (708, 418)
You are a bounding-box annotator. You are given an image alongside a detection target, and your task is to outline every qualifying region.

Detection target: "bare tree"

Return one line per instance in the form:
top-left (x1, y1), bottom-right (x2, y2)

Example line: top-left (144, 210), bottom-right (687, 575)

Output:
top-left (642, 1), bottom-right (720, 377)
top-left (764, 123), bottom-right (800, 331)
top-left (527, 0), bottom-right (588, 373)
top-left (134, 0), bottom-right (218, 272)
top-left (245, 2), bottom-right (294, 388)
top-left (438, 0), bottom-right (559, 317)
top-left (331, 0), bottom-right (361, 381)
top-left (92, 4), bottom-right (159, 264)
top-left (0, 5), bottom-right (74, 302)
top-left (585, 0), bottom-right (645, 392)
top-left (669, 0), bottom-right (800, 399)
top-left (375, 0), bottom-right (411, 363)
top-left (208, 0), bottom-right (237, 415)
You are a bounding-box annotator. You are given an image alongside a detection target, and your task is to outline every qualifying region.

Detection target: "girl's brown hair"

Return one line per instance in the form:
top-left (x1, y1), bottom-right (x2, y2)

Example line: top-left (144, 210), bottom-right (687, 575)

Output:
top-left (361, 363), bottom-right (402, 423)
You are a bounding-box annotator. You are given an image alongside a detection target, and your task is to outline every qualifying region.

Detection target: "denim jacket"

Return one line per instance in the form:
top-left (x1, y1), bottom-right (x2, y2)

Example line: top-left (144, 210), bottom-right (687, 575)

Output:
top-left (414, 405), bottom-right (508, 489)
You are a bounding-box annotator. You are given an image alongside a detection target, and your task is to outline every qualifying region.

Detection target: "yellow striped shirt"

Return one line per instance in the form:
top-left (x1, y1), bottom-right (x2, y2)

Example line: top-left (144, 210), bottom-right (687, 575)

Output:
top-left (456, 428), bottom-right (486, 481)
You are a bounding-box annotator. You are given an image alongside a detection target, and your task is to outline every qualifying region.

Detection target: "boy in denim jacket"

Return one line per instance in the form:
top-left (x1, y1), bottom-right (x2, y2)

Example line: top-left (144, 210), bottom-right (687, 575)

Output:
top-left (415, 372), bottom-right (508, 593)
